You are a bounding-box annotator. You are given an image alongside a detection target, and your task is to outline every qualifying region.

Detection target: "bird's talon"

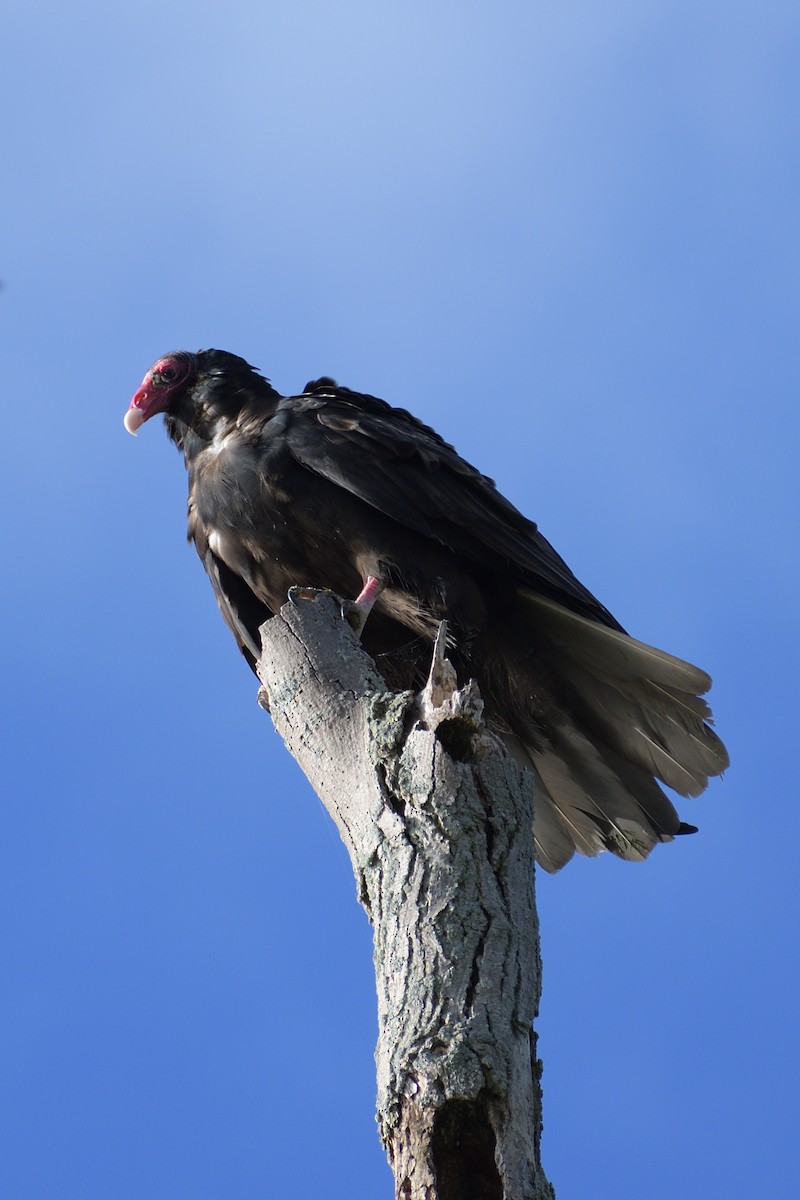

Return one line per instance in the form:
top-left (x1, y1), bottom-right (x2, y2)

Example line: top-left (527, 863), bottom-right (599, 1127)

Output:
top-left (288, 585), bottom-right (324, 606)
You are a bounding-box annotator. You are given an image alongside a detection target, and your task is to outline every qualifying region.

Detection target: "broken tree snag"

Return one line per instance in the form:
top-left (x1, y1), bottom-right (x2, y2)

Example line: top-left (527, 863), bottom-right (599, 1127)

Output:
top-left (257, 594), bottom-right (554, 1200)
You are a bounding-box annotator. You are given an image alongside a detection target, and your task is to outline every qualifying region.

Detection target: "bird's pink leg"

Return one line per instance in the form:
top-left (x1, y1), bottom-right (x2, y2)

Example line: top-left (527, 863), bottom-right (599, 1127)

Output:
top-left (346, 574), bottom-right (385, 632)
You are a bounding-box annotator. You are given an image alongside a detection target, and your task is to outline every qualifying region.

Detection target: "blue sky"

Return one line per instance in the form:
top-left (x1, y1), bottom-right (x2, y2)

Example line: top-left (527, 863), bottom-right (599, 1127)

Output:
top-left (1, 2), bottom-right (797, 1196)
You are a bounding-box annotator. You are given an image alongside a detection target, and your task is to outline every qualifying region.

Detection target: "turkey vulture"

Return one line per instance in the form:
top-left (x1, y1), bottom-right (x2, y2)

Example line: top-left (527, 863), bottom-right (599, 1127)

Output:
top-left (124, 349), bottom-right (728, 871)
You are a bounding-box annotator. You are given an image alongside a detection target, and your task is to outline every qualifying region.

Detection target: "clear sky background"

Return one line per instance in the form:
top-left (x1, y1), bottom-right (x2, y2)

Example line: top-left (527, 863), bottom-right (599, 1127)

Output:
top-left (1, 3), bottom-right (797, 1197)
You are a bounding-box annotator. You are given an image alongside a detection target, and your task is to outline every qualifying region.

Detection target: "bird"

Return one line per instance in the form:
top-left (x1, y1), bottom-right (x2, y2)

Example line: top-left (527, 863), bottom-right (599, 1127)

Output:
top-left (124, 348), bottom-right (728, 871)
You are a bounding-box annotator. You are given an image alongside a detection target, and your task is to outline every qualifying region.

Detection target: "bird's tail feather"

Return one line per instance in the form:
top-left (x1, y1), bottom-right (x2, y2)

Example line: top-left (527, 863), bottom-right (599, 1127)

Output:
top-left (506, 722), bottom-right (683, 872)
top-left (512, 589), bottom-right (728, 871)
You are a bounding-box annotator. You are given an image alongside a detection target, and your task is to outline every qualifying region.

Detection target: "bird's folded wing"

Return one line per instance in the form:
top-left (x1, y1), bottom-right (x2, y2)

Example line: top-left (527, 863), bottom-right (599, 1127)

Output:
top-left (281, 385), bottom-right (623, 629)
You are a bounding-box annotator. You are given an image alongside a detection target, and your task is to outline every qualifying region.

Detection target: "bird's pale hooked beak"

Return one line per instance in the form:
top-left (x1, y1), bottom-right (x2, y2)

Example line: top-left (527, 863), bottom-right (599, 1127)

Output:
top-left (124, 402), bottom-right (146, 436)
top-left (123, 376), bottom-right (159, 436)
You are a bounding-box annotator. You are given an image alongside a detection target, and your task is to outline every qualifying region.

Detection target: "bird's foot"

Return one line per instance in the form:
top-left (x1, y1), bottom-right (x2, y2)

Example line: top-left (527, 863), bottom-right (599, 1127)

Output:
top-left (288, 586), bottom-right (358, 628)
top-left (287, 577), bottom-right (384, 637)
top-left (340, 599), bottom-right (368, 633)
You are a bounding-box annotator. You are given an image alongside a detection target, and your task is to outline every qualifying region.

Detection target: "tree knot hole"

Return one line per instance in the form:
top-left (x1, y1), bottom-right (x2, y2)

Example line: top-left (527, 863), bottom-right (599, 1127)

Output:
top-left (431, 1097), bottom-right (502, 1200)
top-left (435, 717), bottom-right (478, 762)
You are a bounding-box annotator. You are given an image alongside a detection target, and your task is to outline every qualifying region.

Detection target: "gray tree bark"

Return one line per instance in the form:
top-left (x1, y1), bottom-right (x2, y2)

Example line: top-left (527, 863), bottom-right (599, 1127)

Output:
top-left (257, 593), bottom-right (555, 1200)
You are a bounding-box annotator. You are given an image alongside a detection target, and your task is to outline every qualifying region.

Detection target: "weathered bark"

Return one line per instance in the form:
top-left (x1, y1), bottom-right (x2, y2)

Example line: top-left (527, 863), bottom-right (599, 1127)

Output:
top-left (257, 593), bottom-right (554, 1200)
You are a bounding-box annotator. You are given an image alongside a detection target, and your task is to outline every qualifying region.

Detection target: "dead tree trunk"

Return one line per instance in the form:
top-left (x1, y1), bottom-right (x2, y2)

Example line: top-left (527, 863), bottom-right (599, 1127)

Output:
top-left (257, 593), bottom-right (554, 1200)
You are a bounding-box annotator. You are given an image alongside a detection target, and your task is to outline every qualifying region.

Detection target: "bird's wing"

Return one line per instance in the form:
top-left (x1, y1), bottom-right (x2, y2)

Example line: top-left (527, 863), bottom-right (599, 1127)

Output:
top-left (188, 499), bottom-right (267, 668)
top-left (280, 382), bottom-right (624, 629)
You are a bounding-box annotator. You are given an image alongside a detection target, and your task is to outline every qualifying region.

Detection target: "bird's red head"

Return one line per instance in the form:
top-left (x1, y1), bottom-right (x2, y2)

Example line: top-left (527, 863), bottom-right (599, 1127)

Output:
top-left (124, 351), bottom-right (197, 435)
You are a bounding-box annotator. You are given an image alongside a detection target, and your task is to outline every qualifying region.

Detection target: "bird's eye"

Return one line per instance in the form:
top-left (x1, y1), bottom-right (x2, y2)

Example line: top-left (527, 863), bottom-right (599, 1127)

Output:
top-left (152, 365), bottom-right (177, 386)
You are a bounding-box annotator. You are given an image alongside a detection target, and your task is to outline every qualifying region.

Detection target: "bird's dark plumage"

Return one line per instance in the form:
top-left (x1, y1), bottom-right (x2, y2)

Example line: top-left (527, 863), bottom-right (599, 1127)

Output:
top-left (125, 348), bottom-right (728, 871)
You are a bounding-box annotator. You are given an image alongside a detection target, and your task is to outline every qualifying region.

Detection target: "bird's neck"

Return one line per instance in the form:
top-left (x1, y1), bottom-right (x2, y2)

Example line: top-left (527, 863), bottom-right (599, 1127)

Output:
top-left (165, 372), bottom-right (280, 459)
